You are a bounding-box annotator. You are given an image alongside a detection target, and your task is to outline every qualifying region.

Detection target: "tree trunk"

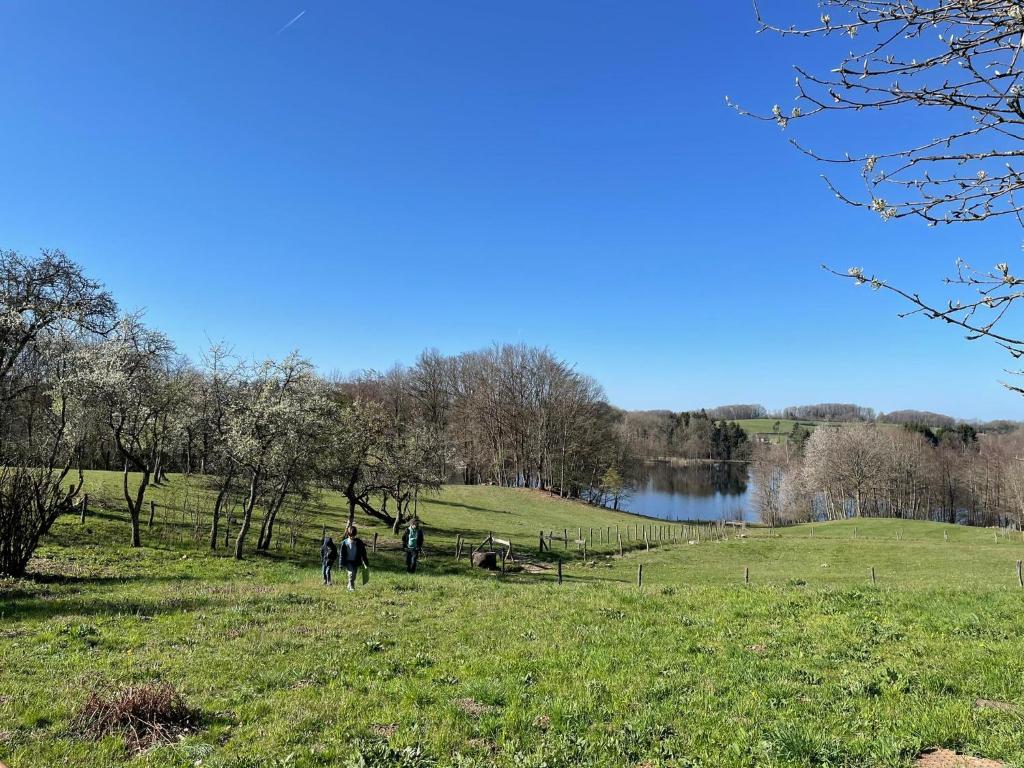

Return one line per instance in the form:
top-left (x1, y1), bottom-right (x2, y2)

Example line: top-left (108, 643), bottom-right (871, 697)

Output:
top-left (209, 472), bottom-right (233, 550)
top-left (234, 473), bottom-right (259, 560)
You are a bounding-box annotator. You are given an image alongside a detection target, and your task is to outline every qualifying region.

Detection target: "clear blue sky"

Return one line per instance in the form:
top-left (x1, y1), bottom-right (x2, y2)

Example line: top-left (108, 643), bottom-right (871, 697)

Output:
top-left (2, 1), bottom-right (1021, 420)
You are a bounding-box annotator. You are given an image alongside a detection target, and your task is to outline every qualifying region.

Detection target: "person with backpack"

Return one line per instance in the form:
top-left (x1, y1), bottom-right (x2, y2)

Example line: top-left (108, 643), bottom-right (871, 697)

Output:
top-left (320, 534), bottom-right (338, 585)
top-left (339, 525), bottom-right (370, 591)
top-left (403, 517), bottom-right (424, 573)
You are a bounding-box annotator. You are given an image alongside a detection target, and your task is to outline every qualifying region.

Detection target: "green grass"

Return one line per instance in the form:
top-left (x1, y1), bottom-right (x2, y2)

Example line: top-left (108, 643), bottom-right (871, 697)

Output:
top-left (734, 419), bottom-right (902, 443)
top-left (2, 472), bottom-right (1024, 767)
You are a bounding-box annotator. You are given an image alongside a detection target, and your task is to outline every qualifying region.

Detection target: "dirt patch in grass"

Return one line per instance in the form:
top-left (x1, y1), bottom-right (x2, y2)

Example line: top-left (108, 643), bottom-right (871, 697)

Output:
top-left (371, 723), bottom-right (398, 738)
top-left (974, 699), bottom-right (1017, 713)
top-left (915, 748), bottom-right (1006, 767)
top-left (454, 698), bottom-right (493, 717)
top-left (74, 682), bottom-right (199, 754)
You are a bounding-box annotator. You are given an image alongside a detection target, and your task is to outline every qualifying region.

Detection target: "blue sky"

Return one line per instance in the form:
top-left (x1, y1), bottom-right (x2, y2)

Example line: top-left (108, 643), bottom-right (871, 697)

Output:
top-left (2, 1), bottom-right (1021, 420)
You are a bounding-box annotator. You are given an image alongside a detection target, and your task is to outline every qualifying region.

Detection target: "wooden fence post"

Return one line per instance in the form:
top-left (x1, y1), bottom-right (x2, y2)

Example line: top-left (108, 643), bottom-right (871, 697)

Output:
top-left (582, 539), bottom-right (587, 563)
top-left (372, 531), bottom-right (378, 554)
top-left (539, 530), bottom-right (544, 553)
top-left (637, 563), bottom-right (643, 587)
top-left (564, 528), bottom-right (568, 551)
top-left (644, 529), bottom-right (650, 551)
top-left (80, 494), bottom-right (88, 523)
top-left (1017, 560), bottom-right (1022, 588)
top-left (744, 565), bottom-right (749, 585)
top-left (870, 566), bottom-right (876, 585)
top-left (148, 500), bottom-right (156, 529)
top-left (557, 558), bottom-right (563, 585)
top-left (617, 531), bottom-right (623, 557)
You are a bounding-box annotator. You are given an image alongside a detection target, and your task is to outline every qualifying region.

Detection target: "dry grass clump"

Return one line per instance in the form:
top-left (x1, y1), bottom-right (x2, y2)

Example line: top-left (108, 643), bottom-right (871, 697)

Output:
top-left (74, 682), bottom-right (198, 753)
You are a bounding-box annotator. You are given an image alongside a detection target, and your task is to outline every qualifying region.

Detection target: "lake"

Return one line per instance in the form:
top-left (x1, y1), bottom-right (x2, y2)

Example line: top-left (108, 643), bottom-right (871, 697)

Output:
top-left (624, 461), bottom-right (757, 522)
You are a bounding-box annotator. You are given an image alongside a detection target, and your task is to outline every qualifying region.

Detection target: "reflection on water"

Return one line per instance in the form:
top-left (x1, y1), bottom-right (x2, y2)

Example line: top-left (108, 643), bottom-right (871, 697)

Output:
top-left (625, 461), bottom-right (755, 522)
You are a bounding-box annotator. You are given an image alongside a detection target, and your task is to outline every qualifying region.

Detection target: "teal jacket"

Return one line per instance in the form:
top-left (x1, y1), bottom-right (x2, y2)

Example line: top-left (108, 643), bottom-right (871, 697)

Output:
top-left (404, 526), bottom-right (424, 552)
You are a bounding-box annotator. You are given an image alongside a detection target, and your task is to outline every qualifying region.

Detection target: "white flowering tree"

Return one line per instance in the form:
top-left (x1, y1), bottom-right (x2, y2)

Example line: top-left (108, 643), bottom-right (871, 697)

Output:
top-left (736, 2), bottom-right (1024, 387)
top-left (224, 353), bottom-right (329, 560)
top-left (0, 250), bottom-right (116, 575)
top-left (82, 315), bottom-right (180, 547)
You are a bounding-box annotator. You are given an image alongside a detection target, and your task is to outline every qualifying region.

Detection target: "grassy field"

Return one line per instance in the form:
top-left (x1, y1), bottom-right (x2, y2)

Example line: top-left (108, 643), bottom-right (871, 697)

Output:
top-left (2, 472), bottom-right (1024, 767)
top-left (733, 419), bottom-right (903, 444)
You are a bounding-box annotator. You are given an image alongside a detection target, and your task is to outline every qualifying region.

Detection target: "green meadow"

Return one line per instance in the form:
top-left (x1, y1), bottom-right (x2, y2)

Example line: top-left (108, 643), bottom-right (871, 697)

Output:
top-left (2, 472), bottom-right (1024, 767)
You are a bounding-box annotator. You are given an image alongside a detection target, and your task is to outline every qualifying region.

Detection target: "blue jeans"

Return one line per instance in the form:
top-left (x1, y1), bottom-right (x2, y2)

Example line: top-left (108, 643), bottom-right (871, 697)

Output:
top-left (322, 562), bottom-right (332, 584)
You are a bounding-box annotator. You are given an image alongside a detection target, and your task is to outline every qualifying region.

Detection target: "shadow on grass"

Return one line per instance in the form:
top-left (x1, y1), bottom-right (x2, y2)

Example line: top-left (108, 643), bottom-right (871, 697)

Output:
top-left (427, 498), bottom-right (513, 516)
top-left (0, 593), bottom-right (219, 622)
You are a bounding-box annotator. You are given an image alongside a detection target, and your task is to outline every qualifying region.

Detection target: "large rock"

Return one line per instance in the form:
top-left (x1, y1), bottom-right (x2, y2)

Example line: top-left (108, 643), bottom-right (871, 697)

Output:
top-left (471, 551), bottom-right (498, 570)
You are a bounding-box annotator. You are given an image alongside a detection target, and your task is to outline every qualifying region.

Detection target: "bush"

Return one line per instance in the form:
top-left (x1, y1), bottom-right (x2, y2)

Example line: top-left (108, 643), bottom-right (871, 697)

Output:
top-left (74, 682), bottom-right (198, 753)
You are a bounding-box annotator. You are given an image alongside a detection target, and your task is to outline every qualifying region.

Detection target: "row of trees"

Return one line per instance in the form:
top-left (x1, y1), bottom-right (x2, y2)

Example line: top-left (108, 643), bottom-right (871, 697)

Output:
top-left (753, 423), bottom-right (1024, 531)
top-left (1, 251), bottom-right (634, 575)
top-left (622, 410), bottom-right (751, 462)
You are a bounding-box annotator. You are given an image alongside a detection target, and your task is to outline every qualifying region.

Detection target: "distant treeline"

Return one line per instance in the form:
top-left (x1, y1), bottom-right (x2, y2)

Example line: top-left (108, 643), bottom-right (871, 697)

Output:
top-left (678, 402), bottom-right (1019, 432)
top-left (753, 421), bottom-right (1024, 530)
top-left (622, 410), bottom-right (751, 462)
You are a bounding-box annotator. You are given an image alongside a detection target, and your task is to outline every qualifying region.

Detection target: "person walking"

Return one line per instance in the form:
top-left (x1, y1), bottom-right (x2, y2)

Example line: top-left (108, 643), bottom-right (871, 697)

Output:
top-left (403, 517), bottom-right (424, 573)
top-left (339, 526), bottom-right (370, 591)
top-left (320, 534), bottom-right (338, 585)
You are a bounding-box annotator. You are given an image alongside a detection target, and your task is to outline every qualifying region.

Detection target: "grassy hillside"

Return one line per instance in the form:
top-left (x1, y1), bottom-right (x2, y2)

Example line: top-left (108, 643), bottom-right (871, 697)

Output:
top-left (734, 419), bottom-right (903, 444)
top-left (2, 473), bottom-right (1024, 768)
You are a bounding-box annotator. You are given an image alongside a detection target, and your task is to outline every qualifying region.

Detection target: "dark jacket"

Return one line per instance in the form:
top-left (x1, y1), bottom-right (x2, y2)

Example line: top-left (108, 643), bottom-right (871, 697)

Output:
top-left (404, 526), bottom-right (424, 552)
top-left (339, 536), bottom-right (369, 569)
top-left (320, 537), bottom-right (337, 565)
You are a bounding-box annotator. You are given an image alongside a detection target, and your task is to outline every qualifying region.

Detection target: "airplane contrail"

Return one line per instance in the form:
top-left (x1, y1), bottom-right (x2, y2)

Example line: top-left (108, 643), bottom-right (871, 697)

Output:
top-left (276, 10), bottom-right (306, 34)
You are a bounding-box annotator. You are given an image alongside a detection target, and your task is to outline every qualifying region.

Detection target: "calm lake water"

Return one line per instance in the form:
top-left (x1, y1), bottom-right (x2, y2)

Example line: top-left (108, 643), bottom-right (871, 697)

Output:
top-left (624, 462), bottom-right (757, 522)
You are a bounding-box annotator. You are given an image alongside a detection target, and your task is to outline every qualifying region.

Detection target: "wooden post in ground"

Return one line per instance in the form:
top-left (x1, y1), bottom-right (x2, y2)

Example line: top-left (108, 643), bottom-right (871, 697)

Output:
top-left (455, 534), bottom-right (462, 560)
top-left (372, 532), bottom-right (378, 553)
top-left (744, 566), bottom-right (749, 585)
top-left (1017, 560), bottom-right (1022, 588)
top-left (944, 530), bottom-right (948, 542)
top-left (148, 500), bottom-right (156, 529)
top-left (582, 539), bottom-right (587, 563)
top-left (539, 530), bottom-right (544, 553)
top-left (589, 527), bottom-right (593, 546)
top-left (557, 558), bottom-right (563, 585)
top-left (870, 566), bottom-right (876, 585)
top-left (564, 528), bottom-right (568, 551)
top-left (637, 563), bottom-right (643, 587)
top-left (617, 531), bottom-right (623, 556)
top-left (80, 494), bottom-right (88, 523)
top-left (501, 549), bottom-right (506, 575)
top-left (644, 529), bottom-right (650, 551)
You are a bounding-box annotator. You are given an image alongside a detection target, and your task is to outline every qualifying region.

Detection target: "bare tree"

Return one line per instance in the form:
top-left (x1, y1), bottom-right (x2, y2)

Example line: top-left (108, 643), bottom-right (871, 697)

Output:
top-left (738, 2), bottom-right (1024, 385)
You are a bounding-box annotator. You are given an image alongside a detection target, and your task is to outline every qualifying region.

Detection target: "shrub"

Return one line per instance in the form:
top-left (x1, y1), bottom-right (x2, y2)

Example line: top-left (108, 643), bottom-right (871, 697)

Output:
top-left (74, 682), bottom-right (198, 753)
